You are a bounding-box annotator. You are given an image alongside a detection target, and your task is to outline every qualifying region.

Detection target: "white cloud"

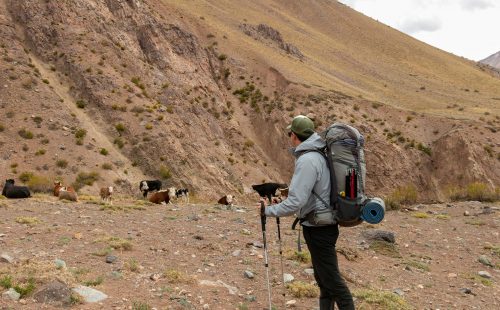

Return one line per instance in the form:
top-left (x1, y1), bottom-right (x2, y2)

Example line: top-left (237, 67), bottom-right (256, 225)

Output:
top-left (400, 17), bottom-right (442, 34)
top-left (460, 0), bottom-right (494, 11)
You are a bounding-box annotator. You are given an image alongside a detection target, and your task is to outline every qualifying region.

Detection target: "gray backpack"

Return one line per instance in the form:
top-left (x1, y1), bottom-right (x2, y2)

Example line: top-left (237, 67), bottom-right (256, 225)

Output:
top-left (313, 123), bottom-right (367, 227)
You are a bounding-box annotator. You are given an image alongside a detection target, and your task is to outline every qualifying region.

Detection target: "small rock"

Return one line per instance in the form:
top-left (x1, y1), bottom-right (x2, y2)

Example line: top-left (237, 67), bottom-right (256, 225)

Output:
top-left (150, 273), bottom-right (161, 281)
top-left (59, 144), bottom-right (65, 150)
top-left (393, 289), bottom-right (404, 296)
top-left (459, 288), bottom-right (474, 295)
top-left (244, 270), bottom-right (254, 279)
top-left (232, 250), bottom-right (241, 257)
top-left (417, 284), bottom-right (424, 289)
top-left (72, 285), bottom-right (108, 303)
top-left (245, 295), bottom-right (256, 302)
top-left (286, 299), bottom-right (297, 306)
top-left (478, 271), bottom-right (492, 279)
top-left (2, 288), bottom-right (20, 301)
top-left (252, 241), bottom-right (264, 248)
top-left (478, 255), bottom-right (493, 267)
top-left (240, 229), bottom-right (251, 235)
top-left (105, 255), bottom-right (118, 264)
top-left (447, 273), bottom-right (457, 278)
top-left (111, 271), bottom-right (122, 279)
top-left (463, 211), bottom-right (470, 216)
top-left (304, 268), bottom-right (315, 275)
top-left (33, 280), bottom-right (71, 304)
top-left (54, 259), bottom-right (66, 269)
top-left (283, 273), bottom-right (294, 283)
top-left (0, 253), bottom-right (14, 263)
top-left (361, 230), bottom-right (396, 243)
top-left (203, 304), bottom-right (209, 309)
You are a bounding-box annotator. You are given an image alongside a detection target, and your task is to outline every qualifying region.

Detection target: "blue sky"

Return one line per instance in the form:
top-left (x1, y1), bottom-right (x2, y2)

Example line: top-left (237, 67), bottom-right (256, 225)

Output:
top-left (339, 0), bottom-right (500, 61)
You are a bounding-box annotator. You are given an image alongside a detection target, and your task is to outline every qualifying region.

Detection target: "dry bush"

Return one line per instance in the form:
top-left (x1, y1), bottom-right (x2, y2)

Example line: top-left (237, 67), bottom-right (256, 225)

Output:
top-left (286, 281), bottom-right (319, 298)
top-left (163, 269), bottom-right (193, 284)
top-left (384, 185), bottom-right (418, 210)
top-left (353, 288), bottom-right (412, 310)
top-left (448, 182), bottom-right (498, 202)
top-left (27, 175), bottom-right (52, 193)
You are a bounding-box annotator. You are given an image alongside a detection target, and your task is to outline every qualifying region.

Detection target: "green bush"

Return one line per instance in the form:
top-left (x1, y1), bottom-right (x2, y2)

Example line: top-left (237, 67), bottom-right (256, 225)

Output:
top-left (449, 182), bottom-right (498, 202)
top-left (75, 128), bottom-right (87, 139)
top-left (19, 172), bottom-right (34, 183)
top-left (159, 165), bottom-right (171, 180)
top-left (101, 163), bottom-right (112, 170)
top-left (100, 148), bottom-right (109, 156)
top-left (115, 123), bottom-right (126, 133)
top-left (56, 159), bottom-right (68, 168)
top-left (73, 171), bottom-right (100, 191)
top-left (18, 129), bottom-right (34, 139)
top-left (76, 100), bottom-right (86, 109)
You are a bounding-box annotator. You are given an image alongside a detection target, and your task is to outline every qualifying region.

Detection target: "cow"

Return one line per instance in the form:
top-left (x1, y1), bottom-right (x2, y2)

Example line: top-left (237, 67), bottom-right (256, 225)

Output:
top-left (139, 180), bottom-right (162, 198)
top-left (252, 182), bottom-right (288, 203)
top-left (149, 190), bottom-right (170, 204)
top-left (167, 187), bottom-right (176, 204)
top-left (176, 188), bottom-right (190, 203)
top-left (53, 181), bottom-right (75, 197)
top-left (2, 179), bottom-right (31, 199)
top-left (58, 189), bottom-right (78, 202)
top-left (217, 194), bottom-right (233, 206)
top-left (100, 186), bottom-right (113, 204)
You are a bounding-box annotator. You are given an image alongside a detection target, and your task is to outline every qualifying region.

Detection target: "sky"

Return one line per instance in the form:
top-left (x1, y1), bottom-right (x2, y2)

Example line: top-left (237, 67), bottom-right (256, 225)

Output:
top-left (339, 0), bottom-right (500, 61)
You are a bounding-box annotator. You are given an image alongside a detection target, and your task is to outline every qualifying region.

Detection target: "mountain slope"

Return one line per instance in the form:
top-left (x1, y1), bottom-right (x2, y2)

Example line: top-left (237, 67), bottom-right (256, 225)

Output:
top-left (0, 0), bottom-right (498, 201)
top-left (481, 50), bottom-right (500, 69)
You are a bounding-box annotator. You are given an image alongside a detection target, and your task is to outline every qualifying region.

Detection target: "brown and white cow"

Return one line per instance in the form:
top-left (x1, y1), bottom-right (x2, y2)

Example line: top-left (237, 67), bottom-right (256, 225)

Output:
top-left (53, 181), bottom-right (75, 197)
top-left (58, 189), bottom-right (78, 202)
top-left (149, 190), bottom-right (170, 204)
top-left (100, 186), bottom-right (113, 204)
top-left (217, 194), bottom-right (233, 206)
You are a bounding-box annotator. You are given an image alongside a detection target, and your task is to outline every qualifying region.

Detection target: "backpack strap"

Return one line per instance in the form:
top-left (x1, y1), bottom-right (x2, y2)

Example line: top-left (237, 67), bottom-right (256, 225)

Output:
top-left (303, 147), bottom-right (339, 209)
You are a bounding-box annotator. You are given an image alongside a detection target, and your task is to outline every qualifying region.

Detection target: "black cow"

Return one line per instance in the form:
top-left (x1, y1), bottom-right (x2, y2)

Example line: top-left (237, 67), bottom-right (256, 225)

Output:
top-left (175, 188), bottom-right (190, 203)
top-left (252, 182), bottom-right (288, 203)
top-left (2, 179), bottom-right (31, 199)
top-left (139, 180), bottom-right (162, 198)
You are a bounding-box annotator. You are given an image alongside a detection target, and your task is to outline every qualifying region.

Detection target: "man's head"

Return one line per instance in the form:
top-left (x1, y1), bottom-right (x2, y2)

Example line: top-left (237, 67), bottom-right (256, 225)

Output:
top-left (287, 115), bottom-right (315, 142)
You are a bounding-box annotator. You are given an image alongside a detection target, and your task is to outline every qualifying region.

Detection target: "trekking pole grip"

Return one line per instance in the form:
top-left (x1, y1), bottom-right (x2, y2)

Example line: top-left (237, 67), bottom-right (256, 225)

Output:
top-left (260, 201), bottom-right (266, 226)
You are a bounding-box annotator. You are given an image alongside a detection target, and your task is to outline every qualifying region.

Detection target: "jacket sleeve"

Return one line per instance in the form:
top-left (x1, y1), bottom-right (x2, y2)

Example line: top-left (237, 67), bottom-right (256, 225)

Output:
top-left (264, 154), bottom-right (318, 217)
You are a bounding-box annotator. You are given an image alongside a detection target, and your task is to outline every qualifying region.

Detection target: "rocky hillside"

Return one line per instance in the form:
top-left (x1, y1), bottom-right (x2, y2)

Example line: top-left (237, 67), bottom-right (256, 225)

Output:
top-left (0, 0), bottom-right (499, 201)
top-left (481, 51), bottom-right (500, 70)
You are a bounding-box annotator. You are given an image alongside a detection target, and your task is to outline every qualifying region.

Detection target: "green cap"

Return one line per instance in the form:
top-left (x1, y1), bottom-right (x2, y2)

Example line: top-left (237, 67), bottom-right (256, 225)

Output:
top-left (287, 115), bottom-right (315, 139)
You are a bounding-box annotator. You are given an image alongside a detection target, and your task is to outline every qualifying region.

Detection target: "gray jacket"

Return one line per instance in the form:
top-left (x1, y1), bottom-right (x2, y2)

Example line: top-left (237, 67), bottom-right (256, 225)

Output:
top-left (264, 133), bottom-right (331, 226)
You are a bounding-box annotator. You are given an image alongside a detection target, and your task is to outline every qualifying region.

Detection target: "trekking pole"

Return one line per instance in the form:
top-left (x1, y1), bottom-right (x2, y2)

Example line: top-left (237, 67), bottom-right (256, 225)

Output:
top-left (260, 202), bottom-right (273, 310)
top-left (276, 217), bottom-right (287, 307)
top-left (297, 226), bottom-right (302, 252)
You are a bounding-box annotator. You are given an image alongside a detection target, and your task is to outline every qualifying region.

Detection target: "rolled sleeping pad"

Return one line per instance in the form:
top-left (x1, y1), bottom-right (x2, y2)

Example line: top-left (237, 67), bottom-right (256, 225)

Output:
top-left (361, 197), bottom-right (385, 224)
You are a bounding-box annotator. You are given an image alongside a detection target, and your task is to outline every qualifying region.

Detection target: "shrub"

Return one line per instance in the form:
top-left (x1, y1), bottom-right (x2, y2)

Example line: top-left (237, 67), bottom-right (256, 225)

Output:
top-left (100, 148), bottom-right (109, 156)
top-left (75, 128), bottom-right (87, 139)
top-left (145, 123), bottom-right (153, 130)
top-left (354, 288), bottom-right (412, 310)
top-left (115, 123), bottom-right (126, 133)
top-left (159, 165), bottom-right (171, 179)
top-left (27, 175), bottom-right (52, 193)
top-left (56, 159), bottom-right (68, 168)
top-left (73, 171), bottom-right (100, 190)
top-left (19, 172), bottom-right (34, 183)
top-left (76, 100), bottom-right (86, 109)
top-left (35, 149), bottom-right (46, 156)
top-left (287, 281), bottom-right (319, 298)
top-left (385, 185), bottom-right (418, 210)
top-left (113, 138), bottom-right (124, 148)
top-left (18, 129), bottom-right (34, 139)
top-left (101, 163), bottom-right (112, 170)
top-left (449, 182), bottom-right (498, 202)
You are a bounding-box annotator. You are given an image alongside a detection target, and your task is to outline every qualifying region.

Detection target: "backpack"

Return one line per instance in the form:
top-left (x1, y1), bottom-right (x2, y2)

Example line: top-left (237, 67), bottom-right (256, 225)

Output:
top-left (311, 123), bottom-right (384, 227)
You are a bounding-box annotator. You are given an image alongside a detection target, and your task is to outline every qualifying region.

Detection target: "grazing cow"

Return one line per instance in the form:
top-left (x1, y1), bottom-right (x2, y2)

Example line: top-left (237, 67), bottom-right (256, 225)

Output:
top-left (176, 188), bottom-right (190, 203)
top-left (100, 186), bottom-right (113, 204)
top-left (167, 187), bottom-right (177, 204)
top-left (217, 194), bottom-right (233, 206)
top-left (139, 180), bottom-right (162, 198)
top-left (2, 179), bottom-right (31, 199)
top-left (149, 190), bottom-right (170, 204)
top-left (58, 189), bottom-right (78, 202)
top-left (53, 181), bottom-right (75, 197)
top-left (252, 182), bottom-right (288, 203)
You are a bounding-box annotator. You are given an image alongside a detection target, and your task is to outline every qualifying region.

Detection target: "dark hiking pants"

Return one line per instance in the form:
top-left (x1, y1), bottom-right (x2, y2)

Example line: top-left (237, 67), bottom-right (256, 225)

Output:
top-left (303, 224), bottom-right (355, 310)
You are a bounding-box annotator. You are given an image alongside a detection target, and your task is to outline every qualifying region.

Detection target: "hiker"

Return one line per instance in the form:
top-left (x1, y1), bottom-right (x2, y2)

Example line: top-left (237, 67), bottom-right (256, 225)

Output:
top-left (259, 115), bottom-right (355, 310)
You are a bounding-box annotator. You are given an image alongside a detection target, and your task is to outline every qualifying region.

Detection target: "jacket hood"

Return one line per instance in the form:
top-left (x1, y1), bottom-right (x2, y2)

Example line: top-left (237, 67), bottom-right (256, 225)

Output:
top-left (293, 133), bottom-right (325, 157)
